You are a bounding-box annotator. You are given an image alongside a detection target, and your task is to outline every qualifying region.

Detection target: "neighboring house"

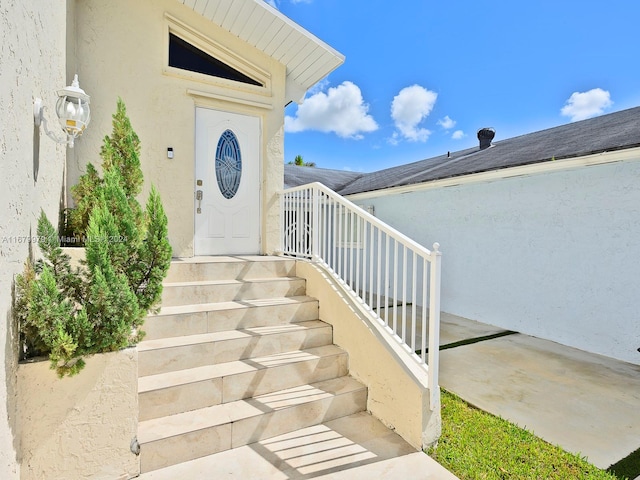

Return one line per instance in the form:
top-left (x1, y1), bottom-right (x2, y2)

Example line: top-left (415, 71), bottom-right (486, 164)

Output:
top-left (1, 0), bottom-right (344, 476)
top-left (286, 107), bottom-right (640, 366)
top-left (284, 164), bottom-right (365, 192)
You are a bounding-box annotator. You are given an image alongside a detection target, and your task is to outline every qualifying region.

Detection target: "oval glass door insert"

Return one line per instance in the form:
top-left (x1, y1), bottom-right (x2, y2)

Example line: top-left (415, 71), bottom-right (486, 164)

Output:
top-left (215, 129), bottom-right (242, 199)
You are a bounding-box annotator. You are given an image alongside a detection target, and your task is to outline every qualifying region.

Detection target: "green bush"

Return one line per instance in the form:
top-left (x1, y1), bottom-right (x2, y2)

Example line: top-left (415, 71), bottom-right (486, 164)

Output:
top-left (15, 99), bottom-right (172, 377)
top-left (69, 98), bottom-right (143, 241)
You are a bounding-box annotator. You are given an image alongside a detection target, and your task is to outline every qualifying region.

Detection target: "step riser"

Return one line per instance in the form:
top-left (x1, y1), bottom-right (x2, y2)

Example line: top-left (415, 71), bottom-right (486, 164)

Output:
top-left (141, 424), bottom-right (231, 474)
top-left (139, 326), bottom-right (333, 376)
top-left (165, 259), bottom-right (296, 283)
top-left (140, 386), bottom-right (366, 473)
top-left (161, 279), bottom-right (306, 307)
top-left (144, 300), bottom-right (319, 341)
top-left (139, 352), bottom-right (349, 421)
top-left (140, 378), bottom-right (220, 423)
top-left (224, 353), bottom-right (349, 408)
top-left (232, 387), bottom-right (366, 448)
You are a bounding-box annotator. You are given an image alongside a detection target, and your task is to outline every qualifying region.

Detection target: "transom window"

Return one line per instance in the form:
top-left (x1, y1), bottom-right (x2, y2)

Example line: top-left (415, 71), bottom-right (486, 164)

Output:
top-left (169, 33), bottom-right (262, 87)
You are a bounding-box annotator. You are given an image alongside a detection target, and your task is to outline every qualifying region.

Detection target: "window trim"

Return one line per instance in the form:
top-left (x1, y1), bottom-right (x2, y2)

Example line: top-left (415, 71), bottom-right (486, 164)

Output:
top-left (163, 13), bottom-right (271, 94)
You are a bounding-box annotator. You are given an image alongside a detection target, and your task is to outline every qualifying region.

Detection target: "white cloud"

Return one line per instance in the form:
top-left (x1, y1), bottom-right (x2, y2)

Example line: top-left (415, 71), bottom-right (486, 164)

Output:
top-left (437, 115), bottom-right (456, 130)
top-left (285, 81), bottom-right (378, 139)
top-left (451, 130), bottom-right (465, 140)
top-left (391, 85), bottom-right (437, 142)
top-left (561, 88), bottom-right (613, 122)
top-left (307, 78), bottom-right (330, 96)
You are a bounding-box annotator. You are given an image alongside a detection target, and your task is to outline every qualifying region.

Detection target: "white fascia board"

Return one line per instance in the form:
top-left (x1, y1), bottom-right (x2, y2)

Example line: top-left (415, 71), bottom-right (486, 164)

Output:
top-left (346, 147), bottom-right (640, 202)
top-left (258, 1), bottom-right (344, 60)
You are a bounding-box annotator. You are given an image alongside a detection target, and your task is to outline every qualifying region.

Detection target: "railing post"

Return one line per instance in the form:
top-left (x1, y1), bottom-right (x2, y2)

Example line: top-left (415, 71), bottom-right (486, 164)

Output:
top-left (311, 185), bottom-right (320, 262)
top-left (428, 242), bottom-right (442, 411)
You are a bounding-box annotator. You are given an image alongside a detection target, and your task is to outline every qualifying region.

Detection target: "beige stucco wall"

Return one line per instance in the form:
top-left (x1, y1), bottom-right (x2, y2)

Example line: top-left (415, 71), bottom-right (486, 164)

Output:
top-left (0, 1), bottom-right (69, 477)
top-left (17, 349), bottom-right (139, 480)
top-left (296, 261), bottom-right (441, 450)
top-left (69, 0), bottom-right (287, 257)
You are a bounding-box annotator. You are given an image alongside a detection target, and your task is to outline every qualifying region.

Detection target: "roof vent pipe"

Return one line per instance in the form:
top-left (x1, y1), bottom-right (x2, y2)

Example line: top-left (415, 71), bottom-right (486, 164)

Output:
top-left (477, 128), bottom-right (495, 150)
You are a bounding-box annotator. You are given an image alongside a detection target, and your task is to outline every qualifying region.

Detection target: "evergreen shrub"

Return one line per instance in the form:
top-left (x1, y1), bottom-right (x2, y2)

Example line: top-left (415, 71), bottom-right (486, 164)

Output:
top-left (15, 99), bottom-right (172, 377)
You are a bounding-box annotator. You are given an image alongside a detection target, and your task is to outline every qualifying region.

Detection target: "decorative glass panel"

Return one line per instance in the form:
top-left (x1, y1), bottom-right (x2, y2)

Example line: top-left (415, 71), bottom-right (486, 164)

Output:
top-left (215, 129), bottom-right (242, 199)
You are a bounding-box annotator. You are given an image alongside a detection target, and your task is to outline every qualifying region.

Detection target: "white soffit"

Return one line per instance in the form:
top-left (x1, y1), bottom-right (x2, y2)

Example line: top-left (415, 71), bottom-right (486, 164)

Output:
top-left (177, 0), bottom-right (345, 103)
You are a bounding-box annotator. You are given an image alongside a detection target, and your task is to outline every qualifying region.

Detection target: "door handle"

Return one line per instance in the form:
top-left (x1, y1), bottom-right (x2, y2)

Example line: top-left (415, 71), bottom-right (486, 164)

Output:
top-left (196, 190), bottom-right (203, 214)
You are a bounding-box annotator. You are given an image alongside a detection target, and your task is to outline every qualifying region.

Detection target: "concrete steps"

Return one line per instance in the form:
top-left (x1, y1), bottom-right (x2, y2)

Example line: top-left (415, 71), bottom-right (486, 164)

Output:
top-left (137, 412), bottom-right (458, 480)
top-left (138, 320), bottom-right (333, 376)
top-left (160, 277), bottom-right (306, 307)
top-left (138, 376), bottom-right (367, 472)
top-left (137, 256), bottom-right (367, 474)
top-left (145, 296), bottom-right (319, 341)
top-left (164, 256), bottom-right (297, 283)
top-left (138, 345), bottom-right (349, 421)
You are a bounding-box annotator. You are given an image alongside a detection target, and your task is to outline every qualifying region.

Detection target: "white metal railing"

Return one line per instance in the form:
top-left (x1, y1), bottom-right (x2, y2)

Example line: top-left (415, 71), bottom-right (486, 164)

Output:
top-left (280, 182), bottom-right (441, 409)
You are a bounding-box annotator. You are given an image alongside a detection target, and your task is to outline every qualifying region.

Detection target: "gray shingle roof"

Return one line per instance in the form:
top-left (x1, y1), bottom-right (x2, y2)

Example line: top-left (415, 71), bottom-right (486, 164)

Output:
top-left (284, 106), bottom-right (640, 196)
top-left (284, 164), bottom-right (365, 191)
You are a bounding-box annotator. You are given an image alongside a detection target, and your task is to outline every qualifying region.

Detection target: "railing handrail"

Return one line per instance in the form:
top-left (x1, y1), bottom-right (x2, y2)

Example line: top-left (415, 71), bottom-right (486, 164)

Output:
top-left (283, 182), bottom-right (438, 261)
top-left (281, 182), bottom-right (442, 410)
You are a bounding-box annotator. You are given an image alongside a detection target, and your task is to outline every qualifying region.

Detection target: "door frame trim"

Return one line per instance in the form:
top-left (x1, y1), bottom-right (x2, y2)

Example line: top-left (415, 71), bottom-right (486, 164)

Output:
top-left (193, 106), bottom-right (262, 255)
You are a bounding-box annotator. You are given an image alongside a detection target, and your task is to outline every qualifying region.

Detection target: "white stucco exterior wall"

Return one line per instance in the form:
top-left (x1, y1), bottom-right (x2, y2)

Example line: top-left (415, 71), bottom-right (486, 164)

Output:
top-left (0, 0), bottom-right (68, 479)
top-left (355, 156), bottom-right (640, 365)
top-left (69, 0), bottom-right (287, 257)
top-left (0, 1), bottom-right (68, 477)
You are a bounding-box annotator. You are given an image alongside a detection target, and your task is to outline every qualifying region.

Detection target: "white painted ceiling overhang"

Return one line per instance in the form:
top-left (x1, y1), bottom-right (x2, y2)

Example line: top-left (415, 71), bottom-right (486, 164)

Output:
top-left (177, 0), bottom-right (345, 104)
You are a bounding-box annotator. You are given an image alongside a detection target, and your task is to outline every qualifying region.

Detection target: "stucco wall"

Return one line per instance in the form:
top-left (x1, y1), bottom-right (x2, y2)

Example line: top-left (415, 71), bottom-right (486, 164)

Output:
top-left (69, 0), bottom-right (287, 257)
top-left (0, 1), bottom-right (68, 477)
top-left (296, 261), bottom-right (441, 450)
top-left (17, 349), bottom-right (139, 480)
top-left (356, 157), bottom-right (640, 365)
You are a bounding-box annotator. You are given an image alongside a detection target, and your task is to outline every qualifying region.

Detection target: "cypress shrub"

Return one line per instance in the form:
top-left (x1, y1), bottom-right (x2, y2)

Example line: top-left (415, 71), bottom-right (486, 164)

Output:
top-left (15, 99), bottom-right (172, 377)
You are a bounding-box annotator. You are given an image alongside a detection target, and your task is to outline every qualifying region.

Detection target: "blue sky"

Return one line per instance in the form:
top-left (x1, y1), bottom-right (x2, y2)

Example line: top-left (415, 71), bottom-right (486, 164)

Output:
top-left (266, 0), bottom-right (640, 172)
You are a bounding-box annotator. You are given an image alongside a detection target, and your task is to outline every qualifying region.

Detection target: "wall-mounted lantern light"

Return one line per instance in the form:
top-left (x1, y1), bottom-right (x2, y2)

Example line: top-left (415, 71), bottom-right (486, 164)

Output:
top-left (33, 74), bottom-right (91, 148)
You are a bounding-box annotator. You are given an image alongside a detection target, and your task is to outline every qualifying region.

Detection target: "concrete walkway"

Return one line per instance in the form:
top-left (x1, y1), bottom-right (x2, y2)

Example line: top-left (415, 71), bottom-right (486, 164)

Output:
top-left (438, 313), bottom-right (640, 473)
top-left (138, 411), bottom-right (458, 479)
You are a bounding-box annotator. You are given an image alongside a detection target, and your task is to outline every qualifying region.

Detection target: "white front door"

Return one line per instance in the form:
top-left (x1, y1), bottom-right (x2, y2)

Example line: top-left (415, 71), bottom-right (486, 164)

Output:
top-left (194, 108), bottom-right (261, 255)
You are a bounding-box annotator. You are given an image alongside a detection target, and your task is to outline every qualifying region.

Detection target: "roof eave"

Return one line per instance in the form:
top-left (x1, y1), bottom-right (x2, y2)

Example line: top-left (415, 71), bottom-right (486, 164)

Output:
top-left (177, 0), bottom-right (345, 104)
top-left (345, 146), bottom-right (640, 200)
top-left (285, 56), bottom-right (344, 104)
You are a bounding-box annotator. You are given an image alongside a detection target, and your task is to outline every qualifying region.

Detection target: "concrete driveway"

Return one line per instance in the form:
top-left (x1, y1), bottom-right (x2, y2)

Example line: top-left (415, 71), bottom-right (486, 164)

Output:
top-left (437, 313), bottom-right (640, 474)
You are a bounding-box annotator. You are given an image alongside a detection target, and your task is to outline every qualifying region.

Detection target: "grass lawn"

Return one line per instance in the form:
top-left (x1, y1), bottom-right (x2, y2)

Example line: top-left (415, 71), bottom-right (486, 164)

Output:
top-left (427, 390), bottom-right (627, 480)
